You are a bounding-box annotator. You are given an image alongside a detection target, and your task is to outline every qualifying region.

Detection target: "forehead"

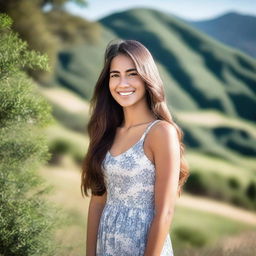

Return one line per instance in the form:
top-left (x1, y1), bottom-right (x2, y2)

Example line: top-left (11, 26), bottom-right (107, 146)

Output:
top-left (110, 54), bottom-right (136, 71)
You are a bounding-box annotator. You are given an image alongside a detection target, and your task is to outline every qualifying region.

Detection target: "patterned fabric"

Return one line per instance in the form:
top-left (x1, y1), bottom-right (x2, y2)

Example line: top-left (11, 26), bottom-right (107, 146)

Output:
top-left (96, 119), bottom-right (174, 256)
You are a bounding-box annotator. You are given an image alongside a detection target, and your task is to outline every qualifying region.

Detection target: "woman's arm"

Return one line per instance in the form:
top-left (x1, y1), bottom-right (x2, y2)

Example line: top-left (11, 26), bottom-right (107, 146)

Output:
top-left (144, 121), bottom-right (181, 256)
top-left (86, 192), bottom-right (107, 256)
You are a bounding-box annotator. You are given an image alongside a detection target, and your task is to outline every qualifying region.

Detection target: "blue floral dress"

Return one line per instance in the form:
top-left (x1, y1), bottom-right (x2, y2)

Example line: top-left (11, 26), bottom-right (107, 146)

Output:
top-left (96, 119), bottom-right (174, 256)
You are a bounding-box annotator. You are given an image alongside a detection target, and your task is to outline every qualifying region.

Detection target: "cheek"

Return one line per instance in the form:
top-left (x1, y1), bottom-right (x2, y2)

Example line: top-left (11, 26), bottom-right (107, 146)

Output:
top-left (137, 80), bottom-right (146, 92)
top-left (109, 77), bottom-right (118, 88)
top-left (109, 80), bottom-right (114, 91)
top-left (109, 82), bottom-right (117, 98)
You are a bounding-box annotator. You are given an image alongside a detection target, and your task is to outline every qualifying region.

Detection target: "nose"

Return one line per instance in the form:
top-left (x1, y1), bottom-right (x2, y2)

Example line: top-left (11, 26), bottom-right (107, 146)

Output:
top-left (118, 76), bottom-right (130, 87)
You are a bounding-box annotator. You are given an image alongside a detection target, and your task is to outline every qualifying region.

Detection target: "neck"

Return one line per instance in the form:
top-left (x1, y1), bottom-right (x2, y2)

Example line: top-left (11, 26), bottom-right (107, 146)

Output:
top-left (121, 101), bottom-right (156, 129)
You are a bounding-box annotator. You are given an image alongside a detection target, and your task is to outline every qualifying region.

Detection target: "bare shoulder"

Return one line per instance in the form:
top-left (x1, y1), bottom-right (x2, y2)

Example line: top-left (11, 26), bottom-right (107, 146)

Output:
top-left (154, 120), bottom-right (176, 129)
top-left (148, 120), bottom-right (179, 152)
top-left (150, 120), bottom-right (178, 139)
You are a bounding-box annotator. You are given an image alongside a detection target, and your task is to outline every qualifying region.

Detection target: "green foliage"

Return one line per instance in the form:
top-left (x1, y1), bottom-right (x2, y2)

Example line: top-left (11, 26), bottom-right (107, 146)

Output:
top-left (176, 231), bottom-right (256, 256)
top-left (174, 226), bottom-right (207, 248)
top-left (246, 181), bottom-right (256, 201)
top-left (0, 14), bottom-right (61, 255)
top-left (227, 176), bottom-right (241, 190)
top-left (184, 170), bottom-right (256, 210)
top-left (0, 0), bottom-right (97, 84)
top-left (48, 136), bottom-right (85, 165)
top-left (0, 14), bottom-right (49, 81)
top-left (48, 138), bottom-right (71, 164)
top-left (45, 10), bottom-right (101, 46)
top-left (0, 0), bottom-right (58, 82)
top-left (172, 206), bottom-right (255, 255)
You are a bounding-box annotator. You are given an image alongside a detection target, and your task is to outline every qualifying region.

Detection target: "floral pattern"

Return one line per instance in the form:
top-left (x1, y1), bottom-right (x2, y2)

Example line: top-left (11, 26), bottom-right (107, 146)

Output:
top-left (96, 120), bottom-right (174, 256)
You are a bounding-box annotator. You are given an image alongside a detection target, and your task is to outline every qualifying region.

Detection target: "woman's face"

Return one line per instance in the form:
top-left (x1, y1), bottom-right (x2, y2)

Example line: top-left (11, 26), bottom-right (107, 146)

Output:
top-left (109, 54), bottom-right (147, 108)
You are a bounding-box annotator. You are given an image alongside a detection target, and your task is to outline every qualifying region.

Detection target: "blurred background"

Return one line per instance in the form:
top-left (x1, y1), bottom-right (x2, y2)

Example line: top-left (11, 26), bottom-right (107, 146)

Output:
top-left (1, 0), bottom-right (256, 255)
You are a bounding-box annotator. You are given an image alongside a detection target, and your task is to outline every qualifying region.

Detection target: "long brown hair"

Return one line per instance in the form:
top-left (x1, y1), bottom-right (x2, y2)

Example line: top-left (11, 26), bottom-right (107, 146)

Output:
top-left (81, 39), bottom-right (189, 197)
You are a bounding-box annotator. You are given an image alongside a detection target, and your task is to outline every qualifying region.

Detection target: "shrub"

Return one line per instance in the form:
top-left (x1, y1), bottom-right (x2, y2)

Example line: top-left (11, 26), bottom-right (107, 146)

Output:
top-left (246, 181), bottom-right (256, 201)
top-left (227, 176), bottom-right (240, 190)
top-left (0, 14), bottom-right (61, 256)
top-left (48, 138), bottom-right (73, 164)
top-left (48, 137), bottom-right (85, 165)
top-left (184, 170), bottom-right (255, 210)
top-left (184, 172), bottom-right (208, 195)
top-left (174, 226), bottom-right (208, 248)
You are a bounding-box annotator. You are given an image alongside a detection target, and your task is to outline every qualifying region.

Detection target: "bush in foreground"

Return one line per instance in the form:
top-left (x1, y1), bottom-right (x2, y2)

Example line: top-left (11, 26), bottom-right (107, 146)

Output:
top-left (0, 13), bottom-right (61, 255)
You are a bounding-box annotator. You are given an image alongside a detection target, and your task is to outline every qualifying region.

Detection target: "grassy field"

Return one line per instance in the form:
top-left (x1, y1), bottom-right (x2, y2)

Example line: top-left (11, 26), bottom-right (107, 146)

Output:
top-left (171, 205), bottom-right (255, 250)
top-left (38, 162), bottom-right (88, 256)
top-left (176, 110), bottom-right (256, 138)
top-left (37, 86), bottom-right (89, 114)
top-left (38, 158), bottom-right (256, 256)
top-left (37, 89), bottom-right (256, 254)
top-left (186, 149), bottom-right (255, 186)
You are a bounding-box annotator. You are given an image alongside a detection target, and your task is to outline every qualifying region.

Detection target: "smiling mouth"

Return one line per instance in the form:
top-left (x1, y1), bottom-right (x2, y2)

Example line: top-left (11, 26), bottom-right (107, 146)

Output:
top-left (118, 91), bottom-right (135, 96)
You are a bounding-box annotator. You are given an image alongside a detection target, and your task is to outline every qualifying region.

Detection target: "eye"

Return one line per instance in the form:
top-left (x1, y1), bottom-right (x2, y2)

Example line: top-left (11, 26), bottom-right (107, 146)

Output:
top-left (128, 72), bottom-right (138, 76)
top-left (110, 73), bottom-right (119, 78)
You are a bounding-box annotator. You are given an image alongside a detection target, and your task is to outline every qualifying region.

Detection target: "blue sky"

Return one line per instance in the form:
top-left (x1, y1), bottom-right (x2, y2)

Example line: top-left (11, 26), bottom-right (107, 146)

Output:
top-left (66, 0), bottom-right (256, 21)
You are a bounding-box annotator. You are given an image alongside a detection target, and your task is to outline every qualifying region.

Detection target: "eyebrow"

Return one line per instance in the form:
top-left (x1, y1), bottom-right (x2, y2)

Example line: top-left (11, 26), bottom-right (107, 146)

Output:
top-left (109, 68), bottom-right (137, 74)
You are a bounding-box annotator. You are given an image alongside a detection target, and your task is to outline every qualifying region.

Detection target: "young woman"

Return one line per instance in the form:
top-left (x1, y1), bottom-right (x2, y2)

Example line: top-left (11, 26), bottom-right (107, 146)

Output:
top-left (81, 39), bottom-right (189, 256)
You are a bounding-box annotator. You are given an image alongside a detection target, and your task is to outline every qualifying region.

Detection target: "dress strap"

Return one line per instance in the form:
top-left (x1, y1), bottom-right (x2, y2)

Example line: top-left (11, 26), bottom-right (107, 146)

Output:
top-left (141, 119), bottom-right (161, 141)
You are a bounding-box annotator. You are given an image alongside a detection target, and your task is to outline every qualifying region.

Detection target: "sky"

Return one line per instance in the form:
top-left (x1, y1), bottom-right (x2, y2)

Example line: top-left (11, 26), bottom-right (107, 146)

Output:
top-left (66, 0), bottom-right (256, 21)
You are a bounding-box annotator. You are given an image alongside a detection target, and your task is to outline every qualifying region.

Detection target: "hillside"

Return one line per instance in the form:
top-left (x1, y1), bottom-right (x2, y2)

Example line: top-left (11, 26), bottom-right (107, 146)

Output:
top-left (39, 164), bottom-right (256, 255)
top-left (187, 12), bottom-right (256, 58)
top-left (54, 8), bottom-right (256, 121)
top-left (99, 7), bottom-right (256, 155)
top-left (52, 7), bottom-right (256, 157)
top-left (32, 8), bottom-right (256, 255)
top-left (48, 7), bottom-right (256, 208)
top-left (100, 8), bottom-right (256, 121)
top-left (53, 27), bottom-right (117, 99)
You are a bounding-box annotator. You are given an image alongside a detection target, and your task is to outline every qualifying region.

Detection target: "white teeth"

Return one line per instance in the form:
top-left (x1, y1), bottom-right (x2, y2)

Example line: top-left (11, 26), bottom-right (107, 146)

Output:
top-left (119, 91), bottom-right (135, 96)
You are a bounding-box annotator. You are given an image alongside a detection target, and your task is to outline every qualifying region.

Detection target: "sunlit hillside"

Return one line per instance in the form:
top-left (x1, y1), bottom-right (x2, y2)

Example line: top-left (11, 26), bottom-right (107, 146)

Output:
top-left (38, 160), bottom-right (256, 256)
top-left (48, 7), bottom-right (256, 207)
top-left (36, 7), bottom-right (256, 256)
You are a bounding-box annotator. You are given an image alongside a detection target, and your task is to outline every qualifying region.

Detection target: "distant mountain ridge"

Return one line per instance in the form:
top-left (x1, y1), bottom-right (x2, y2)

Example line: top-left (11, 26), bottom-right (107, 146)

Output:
top-left (187, 12), bottom-right (256, 58)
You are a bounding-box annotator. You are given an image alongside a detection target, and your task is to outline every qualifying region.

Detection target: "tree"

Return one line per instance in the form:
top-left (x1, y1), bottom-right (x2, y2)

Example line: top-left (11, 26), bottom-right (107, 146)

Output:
top-left (0, 13), bottom-right (61, 255)
top-left (0, 0), bottom-right (93, 83)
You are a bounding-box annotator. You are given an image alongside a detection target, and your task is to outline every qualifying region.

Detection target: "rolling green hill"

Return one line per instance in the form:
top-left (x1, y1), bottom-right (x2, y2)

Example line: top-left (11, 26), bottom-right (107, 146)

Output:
top-left (53, 27), bottom-right (116, 99)
top-left (32, 8), bottom-right (256, 254)
top-left (100, 8), bottom-right (256, 122)
top-left (53, 7), bottom-right (256, 156)
top-left (48, 7), bottom-right (256, 208)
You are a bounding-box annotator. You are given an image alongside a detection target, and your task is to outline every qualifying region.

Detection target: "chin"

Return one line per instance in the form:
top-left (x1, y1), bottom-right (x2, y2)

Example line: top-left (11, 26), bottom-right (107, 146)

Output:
top-left (121, 100), bottom-right (143, 108)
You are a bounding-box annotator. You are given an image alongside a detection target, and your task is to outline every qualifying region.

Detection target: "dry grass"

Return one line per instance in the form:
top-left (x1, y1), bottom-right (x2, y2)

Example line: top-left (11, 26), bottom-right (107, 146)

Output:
top-left (37, 86), bottom-right (89, 114)
top-left (177, 230), bottom-right (256, 256)
top-left (177, 193), bottom-right (256, 225)
top-left (38, 159), bottom-right (90, 256)
top-left (38, 157), bottom-right (256, 255)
